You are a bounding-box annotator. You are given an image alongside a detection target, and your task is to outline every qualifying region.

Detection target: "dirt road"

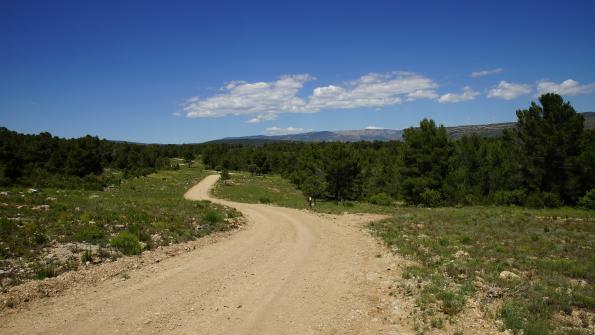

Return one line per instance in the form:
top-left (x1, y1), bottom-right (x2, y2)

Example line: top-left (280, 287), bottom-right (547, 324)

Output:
top-left (0, 174), bottom-right (411, 334)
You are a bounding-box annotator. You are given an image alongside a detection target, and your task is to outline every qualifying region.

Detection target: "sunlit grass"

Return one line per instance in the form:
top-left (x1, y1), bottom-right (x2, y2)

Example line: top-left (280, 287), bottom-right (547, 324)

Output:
top-left (370, 206), bottom-right (595, 334)
top-left (0, 164), bottom-right (239, 285)
top-left (211, 171), bottom-right (392, 214)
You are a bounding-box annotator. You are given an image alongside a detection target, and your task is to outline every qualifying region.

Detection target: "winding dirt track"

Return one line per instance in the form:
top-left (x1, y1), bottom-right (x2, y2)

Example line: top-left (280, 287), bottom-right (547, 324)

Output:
top-left (0, 174), bottom-right (410, 334)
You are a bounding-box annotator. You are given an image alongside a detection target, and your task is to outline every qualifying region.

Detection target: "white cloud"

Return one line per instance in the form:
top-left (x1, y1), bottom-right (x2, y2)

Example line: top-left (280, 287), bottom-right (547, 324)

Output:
top-left (487, 81), bottom-right (532, 100)
top-left (406, 89), bottom-right (439, 101)
top-left (182, 74), bottom-right (314, 119)
top-left (471, 68), bottom-right (503, 78)
top-left (438, 86), bottom-right (480, 103)
top-left (246, 113), bottom-right (277, 124)
top-left (182, 71), bottom-right (443, 122)
top-left (365, 126), bottom-right (385, 130)
top-left (536, 79), bottom-right (595, 96)
top-left (172, 111), bottom-right (182, 117)
top-left (308, 72), bottom-right (437, 110)
top-left (264, 126), bottom-right (310, 136)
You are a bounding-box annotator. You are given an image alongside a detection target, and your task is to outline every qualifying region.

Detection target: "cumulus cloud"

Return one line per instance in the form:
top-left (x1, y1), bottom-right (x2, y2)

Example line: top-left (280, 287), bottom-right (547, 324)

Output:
top-left (182, 74), bottom-right (314, 119)
top-left (438, 87), bottom-right (480, 103)
top-left (406, 89), bottom-right (439, 101)
top-left (536, 79), bottom-right (595, 96)
top-left (487, 81), bottom-right (532, 100)
top-left (308, 72), bottom-right (438, 110)
top-left (246, 113), bottom-right (277, 124)
top-left (471, 68), bottom-right (503, 78)
top-left (263, 126), bottom-right (310, 136)
top-left (182, 71), bottom-right (442, 122)
top-left (365, 126), bottom-right (385, 130)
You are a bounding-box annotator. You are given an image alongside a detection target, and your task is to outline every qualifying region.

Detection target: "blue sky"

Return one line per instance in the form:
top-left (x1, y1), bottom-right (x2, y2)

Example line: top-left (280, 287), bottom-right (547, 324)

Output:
top-left (1, 0), bottom-right (595, 143)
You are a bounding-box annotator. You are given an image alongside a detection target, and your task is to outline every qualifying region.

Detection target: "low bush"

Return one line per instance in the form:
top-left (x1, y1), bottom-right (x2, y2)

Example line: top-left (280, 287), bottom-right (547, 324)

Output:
top-left (541, 192), bottom-right (562, 208)
top-left (259, 196), bottom-right (271, 204)
top-left (110, 231), bottom-right (141, 255)
top-left (34, 264), bottom-right (56, 280)
top-left (526, 193), bottom-right (545, 208)
top-left (420, 188), bottom-right (442, 207)
top-left (368, 192), bottom-right (393, 206)
top-left (526, 192), bottom-right (562, 208)
top-left (202, 210), bottom-right (223, 224)
top-left (500, 302), bottom-right (524, 334)
top-left (492, 189), bottom-right (526, 206)
top-left (81, 249), bottom-right (93, 263)
top-left (438, 290), bottom-right (465, 315)
top-left (75, 225), bottom-right (106, 243)
top-left (578, 189), bottom-right (595, 209)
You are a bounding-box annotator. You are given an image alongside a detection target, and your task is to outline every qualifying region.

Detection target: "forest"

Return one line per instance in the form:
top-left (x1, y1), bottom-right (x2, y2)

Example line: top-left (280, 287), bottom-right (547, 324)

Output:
top-left (1, 93), bottom-right (594, 207)
top-left (0, 128), bottom-right (201, 190)
top-left (201, 94), bottom-right (595, 208)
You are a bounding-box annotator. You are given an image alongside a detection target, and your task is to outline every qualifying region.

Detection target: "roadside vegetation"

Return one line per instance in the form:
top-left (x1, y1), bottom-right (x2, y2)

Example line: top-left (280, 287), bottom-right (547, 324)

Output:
top-left (0, 164), bottom-right (239, 289)
top-left (212, 172), bottom-right (392, 214)
top-left (371, 207), bottom-right (594, 334)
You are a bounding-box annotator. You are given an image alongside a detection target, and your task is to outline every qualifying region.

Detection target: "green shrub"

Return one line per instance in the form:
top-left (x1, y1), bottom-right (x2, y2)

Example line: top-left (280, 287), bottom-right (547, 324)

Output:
top-left (493, 189), bottom-right (526, 206)
top-left (524, 319), bottom-right (549, 335)
top-left (368, 192), bottom-right (393, 206)
top-left (463, 194), bottom-right (478, 205)
top-left (420, 188), bottom-right (442, 207)
top-left (75, 225), bottom-right (105, 243)
top-left (578, 189), bottom-right (595, 209)
top-left (81, 250), bottom-right (93, 263)
top-left (541, 192), bottom-right (562, 208)
top-left (0, 218), bottom-right (16, 237)
top-left (259, 196), bottom-right (271, 204)
top-left (34, 264), bottom-right (56, 280)
top-left (573, 290), bottom-right (595, 309)
top-left (460, 235), bottom-right (472, 244)
top-left (202, 210), bottom-right (223, 224)
top-left (526, 193), bottom-right (545, 208)
top-left (500, 302), bottom-right (524, 333)
top-left (438, 290), bottom-right (465, 315)
top-left (526, 192), bottom-right (562, 208)
top-left (110, 231), bottom-right (141, 255)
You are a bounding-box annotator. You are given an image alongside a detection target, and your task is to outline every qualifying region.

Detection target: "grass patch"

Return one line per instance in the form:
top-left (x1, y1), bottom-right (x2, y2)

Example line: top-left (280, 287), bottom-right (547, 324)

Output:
top-left (202, 210), bottom-right (223, 225)
top-left (34, 264), bottom-right (56, 280)
top-left (369, 206), bottom-right (594, 334)
top-left (81, 249), bottom-right (93, 263)
top-left (110, 231), bottom-right (142, 255)
top-left (0, 164), bottom-right (237, 283)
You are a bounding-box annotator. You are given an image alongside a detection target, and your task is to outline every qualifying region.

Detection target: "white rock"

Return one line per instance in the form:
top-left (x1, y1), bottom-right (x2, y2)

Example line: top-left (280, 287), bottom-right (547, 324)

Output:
top-left (499, 271), bottom-right (520, 280)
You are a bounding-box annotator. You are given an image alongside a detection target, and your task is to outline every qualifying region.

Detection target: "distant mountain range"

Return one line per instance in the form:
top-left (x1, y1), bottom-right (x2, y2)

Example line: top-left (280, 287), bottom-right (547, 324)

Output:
top-left (208, 112), bottom-right (595, 144)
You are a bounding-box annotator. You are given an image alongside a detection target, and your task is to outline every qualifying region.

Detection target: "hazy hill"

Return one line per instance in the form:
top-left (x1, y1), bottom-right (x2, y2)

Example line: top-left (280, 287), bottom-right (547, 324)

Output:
top-left (209, 112), bottom-right (595, 143)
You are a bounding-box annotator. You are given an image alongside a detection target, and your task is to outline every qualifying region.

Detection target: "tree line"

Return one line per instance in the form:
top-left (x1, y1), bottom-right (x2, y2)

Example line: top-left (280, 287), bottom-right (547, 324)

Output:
top-left (0, 128), bottom-right (200, 190)
top-left (1, 93), bottom-right (593, 207)
top-left (201, 94), bottom-right (595, 207)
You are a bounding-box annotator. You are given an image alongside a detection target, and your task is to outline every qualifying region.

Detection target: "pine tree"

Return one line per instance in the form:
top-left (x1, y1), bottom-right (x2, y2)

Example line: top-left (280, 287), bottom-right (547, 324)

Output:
top-left (401, 119), bottom-right (452, 205)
